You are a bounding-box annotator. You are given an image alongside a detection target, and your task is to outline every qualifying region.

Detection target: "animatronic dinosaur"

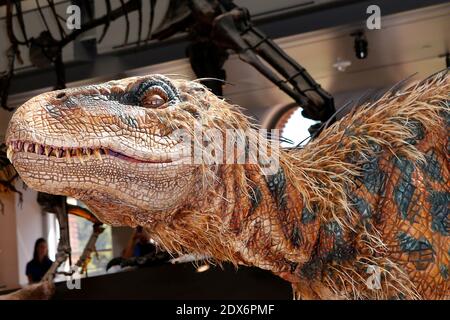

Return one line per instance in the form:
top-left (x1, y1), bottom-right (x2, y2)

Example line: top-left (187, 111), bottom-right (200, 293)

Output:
top-left (5, 70), bottom-right (449, 300)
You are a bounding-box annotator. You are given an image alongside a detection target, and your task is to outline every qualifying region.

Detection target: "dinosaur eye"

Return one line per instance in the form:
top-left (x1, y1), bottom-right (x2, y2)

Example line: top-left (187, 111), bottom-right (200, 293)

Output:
top-left (141, 88), bottom-right (168, 108)
top-left (132, 77), bottom-right (180, 108)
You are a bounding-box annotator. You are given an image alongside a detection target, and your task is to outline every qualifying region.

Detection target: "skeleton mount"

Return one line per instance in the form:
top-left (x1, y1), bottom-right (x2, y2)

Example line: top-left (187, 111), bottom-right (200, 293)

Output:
top-left (154, 0), bottom-right (335, 122)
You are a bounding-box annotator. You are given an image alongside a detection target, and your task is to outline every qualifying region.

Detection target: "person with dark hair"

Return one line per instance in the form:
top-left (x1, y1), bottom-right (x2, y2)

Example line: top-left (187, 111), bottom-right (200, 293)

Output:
top-left (25, 238), bottom-right (53, 284)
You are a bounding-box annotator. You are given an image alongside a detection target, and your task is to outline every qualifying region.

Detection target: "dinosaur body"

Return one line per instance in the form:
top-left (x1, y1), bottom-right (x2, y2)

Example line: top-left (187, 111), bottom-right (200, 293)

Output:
top-left (5, 71), bottom-right (449, 299)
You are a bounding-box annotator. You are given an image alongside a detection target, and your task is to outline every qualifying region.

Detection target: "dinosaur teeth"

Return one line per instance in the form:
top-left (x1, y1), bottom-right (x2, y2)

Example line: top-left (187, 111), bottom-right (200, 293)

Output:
top-left (76, 149), bottom-right (84, 164)
top-left (53, 148), bottom-right (62, 158)
top-left (84, 148), bottom-right (91, 158)
top-left (6, 146), bottom-right (13, 162)
top-left (93, 149), bottom-right (102, 161)
top-left (10, 141), bottom-right (111, 163)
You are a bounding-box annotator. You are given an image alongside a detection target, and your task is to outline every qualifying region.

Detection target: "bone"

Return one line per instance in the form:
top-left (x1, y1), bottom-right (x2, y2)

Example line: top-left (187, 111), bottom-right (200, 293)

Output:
top-left (0, 281), bottom-right (55, 300)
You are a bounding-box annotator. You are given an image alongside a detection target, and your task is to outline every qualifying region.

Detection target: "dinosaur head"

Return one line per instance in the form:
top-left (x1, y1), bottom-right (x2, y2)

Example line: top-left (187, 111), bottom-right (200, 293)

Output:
top-left (6, 75), bottom-right (255, 226)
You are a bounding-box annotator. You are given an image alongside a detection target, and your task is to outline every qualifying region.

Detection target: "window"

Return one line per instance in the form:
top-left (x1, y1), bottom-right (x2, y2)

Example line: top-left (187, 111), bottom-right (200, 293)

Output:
top-left (48, 197), bottom-right (113, 281)
top-left (274, 105), bottom-right (318, 147)
top-left (68, 214), bottom-right (113, 277)
top-left (66, 197), bottom-right (113, 276)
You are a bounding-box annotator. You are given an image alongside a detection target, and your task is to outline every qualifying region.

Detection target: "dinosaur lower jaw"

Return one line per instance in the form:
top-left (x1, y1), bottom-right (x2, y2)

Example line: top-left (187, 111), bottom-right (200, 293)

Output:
top-left (6, 140), bottom-right (172, 164)
top-left (10, 147), bottom-right (199, 214)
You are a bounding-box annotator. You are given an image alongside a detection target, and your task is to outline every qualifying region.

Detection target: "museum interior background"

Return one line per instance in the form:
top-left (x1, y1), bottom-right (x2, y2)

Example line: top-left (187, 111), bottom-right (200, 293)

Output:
top-left (0, 0), bottom-right (448, 298)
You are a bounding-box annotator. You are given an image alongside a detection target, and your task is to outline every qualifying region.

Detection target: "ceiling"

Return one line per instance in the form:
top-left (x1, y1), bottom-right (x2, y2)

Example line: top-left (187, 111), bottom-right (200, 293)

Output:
top-left (224, 3), bottom-right (449, 105)
top-left (0, 0), bottom-right (344, 70)
top-left (235, 0), bottom-right (339, 16)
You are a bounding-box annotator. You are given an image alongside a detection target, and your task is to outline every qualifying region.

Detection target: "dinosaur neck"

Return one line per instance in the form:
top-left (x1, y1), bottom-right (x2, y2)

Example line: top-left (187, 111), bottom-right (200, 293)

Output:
top-left (211, 158), bottom-right (328, 281)
top-left (149, 150), bottom-right (356, 281)
top-left (214, 146), bottom-right (371, 286)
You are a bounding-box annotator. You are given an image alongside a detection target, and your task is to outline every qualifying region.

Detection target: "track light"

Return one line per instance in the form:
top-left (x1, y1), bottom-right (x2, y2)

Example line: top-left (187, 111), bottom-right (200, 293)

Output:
top-left (351, 31), bottom-right (368, 59)
top-left (333, 58), bottom-right (352, 72)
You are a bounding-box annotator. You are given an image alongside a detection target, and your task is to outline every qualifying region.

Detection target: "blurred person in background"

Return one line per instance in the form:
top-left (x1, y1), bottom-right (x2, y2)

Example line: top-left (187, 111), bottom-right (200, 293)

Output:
top-left (25, 238), bottom-right (53, 284)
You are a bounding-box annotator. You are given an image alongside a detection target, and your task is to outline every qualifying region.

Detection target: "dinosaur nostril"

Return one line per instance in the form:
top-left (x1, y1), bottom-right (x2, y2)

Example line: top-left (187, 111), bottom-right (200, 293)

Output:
top-left (56, 92), bottom-right (66, 99)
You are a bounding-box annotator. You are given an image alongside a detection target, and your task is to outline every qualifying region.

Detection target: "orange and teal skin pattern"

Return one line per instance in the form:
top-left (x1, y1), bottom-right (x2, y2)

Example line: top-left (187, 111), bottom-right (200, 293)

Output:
top-left (231, 114), bottom-right (449, 300)
top-left (4, 71), bottom-right (449, 299)
top-left (352, 117), bottom-right (449, 299)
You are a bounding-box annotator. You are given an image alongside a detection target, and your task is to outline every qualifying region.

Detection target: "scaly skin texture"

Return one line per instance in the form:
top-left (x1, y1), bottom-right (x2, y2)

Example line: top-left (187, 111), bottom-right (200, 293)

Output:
top-left (6, 72), bottom-right (450, 299)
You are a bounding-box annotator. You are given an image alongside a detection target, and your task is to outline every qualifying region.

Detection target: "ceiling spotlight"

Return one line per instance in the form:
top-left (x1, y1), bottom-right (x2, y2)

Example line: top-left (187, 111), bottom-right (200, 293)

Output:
top-left (333, 58), bottom-right (352, 72)
top-left (352, 31), bottom-right (368, 59)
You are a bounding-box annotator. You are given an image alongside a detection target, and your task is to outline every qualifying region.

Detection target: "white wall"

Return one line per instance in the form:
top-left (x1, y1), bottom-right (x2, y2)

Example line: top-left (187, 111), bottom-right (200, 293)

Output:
top-left (0, 191), bottom-right (19, 290)
top-left (14, 184), bottom-right (45, 286)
